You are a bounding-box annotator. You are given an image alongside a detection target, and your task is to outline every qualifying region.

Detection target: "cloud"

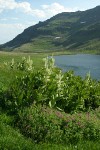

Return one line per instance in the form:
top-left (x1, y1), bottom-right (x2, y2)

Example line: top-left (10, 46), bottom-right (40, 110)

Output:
top-left (0, 1), bottom-right (78, 19)
top-left (0, 23), bottom-right (23, 44)
top-left (41, 3), bottom-right (78, 17)
top-left (0, 0), bottom-right (45, 18)
top-left (0, 22), bottom-right (36, 44)
top-left (0, 17), bottom-right (19, 21)
top-left (11, 17), bottom-right (19, 20)
top-left (0, 0), bottom-right (17, 12)
top-left (0, 18), bottom-right (8, 21)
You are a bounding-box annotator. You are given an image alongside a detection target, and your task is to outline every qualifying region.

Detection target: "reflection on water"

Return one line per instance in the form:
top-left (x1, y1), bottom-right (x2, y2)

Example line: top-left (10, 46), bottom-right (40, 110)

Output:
top-left (54, 54), bottom-right (100, 80)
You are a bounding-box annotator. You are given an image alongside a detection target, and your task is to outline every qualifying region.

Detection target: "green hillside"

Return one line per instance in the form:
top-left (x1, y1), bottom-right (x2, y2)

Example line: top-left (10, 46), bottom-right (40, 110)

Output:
top-left (0, 6), bottom-right (100, 52)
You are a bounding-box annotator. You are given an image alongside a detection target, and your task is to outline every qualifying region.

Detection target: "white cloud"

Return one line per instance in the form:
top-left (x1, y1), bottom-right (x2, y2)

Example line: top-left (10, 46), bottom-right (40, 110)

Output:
top-left (11, 17), bottom-right (19, 20)
top-left (0, 0), bottom-right (45, 18)
top-left (0, 1), bottom-right (78, 19)
top-left (42, 3), bottom-right (78, 17)
top-left (0, 18), bottom-right (8, 21)
top-left (31, 9), bottom-right (46, 18)
top-left (0, 23), bottom-right (36, 44)
top-left (0, 0), bottom-right (17, 12)
top-left (0, 9), bottom-right (2, 13)
top-left (0, 17), bottom-right (19, 21)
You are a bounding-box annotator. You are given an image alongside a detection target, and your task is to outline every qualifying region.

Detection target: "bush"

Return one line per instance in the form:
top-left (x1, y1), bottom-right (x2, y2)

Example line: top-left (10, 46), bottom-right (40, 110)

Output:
top-left (0, 57), bottom-right (100, 115)
top-left (61, 110), bottom-right (100, 143)
top-left (15, 105), bottom-right (100, 144)
top-left (0, 113), bottom-right (35, 150)
top-left (16, 105), bottom-right (63, 144)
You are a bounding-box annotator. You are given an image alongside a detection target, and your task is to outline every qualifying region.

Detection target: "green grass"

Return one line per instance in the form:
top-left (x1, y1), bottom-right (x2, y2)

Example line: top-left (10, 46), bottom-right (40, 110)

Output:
top-left (0, 51), bottom-right (74, 88)
top-left (13, 36), bottom-right (64, 52)
top-left (0, 113), bottom-right (100, 150)
top-left (0, 112), bottom-right (34, 150)
top-left (0, 123), bottom-right (35, 150)
top-left (0, 52), bottom-right (45, 88)
top-left (0, 120), bottom-right (100, 150)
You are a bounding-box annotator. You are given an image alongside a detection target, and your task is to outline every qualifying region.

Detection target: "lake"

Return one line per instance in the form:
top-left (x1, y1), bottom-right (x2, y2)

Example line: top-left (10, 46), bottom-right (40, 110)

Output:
top-left (54, 54), bottom-right (100, 80)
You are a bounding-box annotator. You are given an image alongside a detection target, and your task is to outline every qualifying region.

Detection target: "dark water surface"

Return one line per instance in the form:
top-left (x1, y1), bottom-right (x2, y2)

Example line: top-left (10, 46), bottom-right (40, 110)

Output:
top-left (54, 54), bottom-right (100, 80)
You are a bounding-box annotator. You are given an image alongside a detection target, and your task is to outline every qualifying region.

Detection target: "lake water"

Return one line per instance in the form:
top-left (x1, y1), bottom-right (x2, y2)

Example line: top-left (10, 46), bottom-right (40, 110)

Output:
top-left (54, 54), bottom-right (100, 80)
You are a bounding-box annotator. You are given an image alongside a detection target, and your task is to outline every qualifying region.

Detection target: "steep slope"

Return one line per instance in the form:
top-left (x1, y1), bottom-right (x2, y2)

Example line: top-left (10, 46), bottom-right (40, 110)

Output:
top-left (0, 6), bottom-right (100, 52)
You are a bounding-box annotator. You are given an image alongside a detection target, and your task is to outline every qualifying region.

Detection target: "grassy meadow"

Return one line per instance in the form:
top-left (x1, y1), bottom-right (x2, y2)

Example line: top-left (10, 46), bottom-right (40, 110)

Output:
top-left (0, 52), bottom-right (45, 88)
top-left (0, 51), bottom-right (100, 150)
top-left (0, 50), bottom-right (74, 88)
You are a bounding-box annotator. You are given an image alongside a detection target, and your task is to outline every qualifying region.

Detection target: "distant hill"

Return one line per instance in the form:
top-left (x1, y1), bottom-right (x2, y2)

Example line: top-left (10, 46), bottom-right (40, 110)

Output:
top-left (0, 6), bottom-right (100, 52)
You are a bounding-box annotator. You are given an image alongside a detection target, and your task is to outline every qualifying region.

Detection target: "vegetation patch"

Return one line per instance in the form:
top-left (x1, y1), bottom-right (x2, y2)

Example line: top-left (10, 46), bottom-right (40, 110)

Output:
top-left (0, 55), bottom-right (100, 149)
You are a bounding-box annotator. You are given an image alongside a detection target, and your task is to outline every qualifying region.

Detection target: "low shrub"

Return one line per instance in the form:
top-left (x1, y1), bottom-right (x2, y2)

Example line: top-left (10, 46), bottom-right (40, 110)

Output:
top-left (16, 105), bottom-right (100, 144)
top-left (0, 113), bottom-right (35, 150)
top-left (16, 105), bottom-right (63, 144)
top-left (1, 57), bottom-right (100, 115)
top-left (61, 109), bottom-right (100, 143)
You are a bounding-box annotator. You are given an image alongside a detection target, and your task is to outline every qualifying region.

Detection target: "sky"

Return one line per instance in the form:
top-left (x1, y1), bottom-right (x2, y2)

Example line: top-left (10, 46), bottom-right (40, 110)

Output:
top-left (0, 0), bottom-right (100, 44)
